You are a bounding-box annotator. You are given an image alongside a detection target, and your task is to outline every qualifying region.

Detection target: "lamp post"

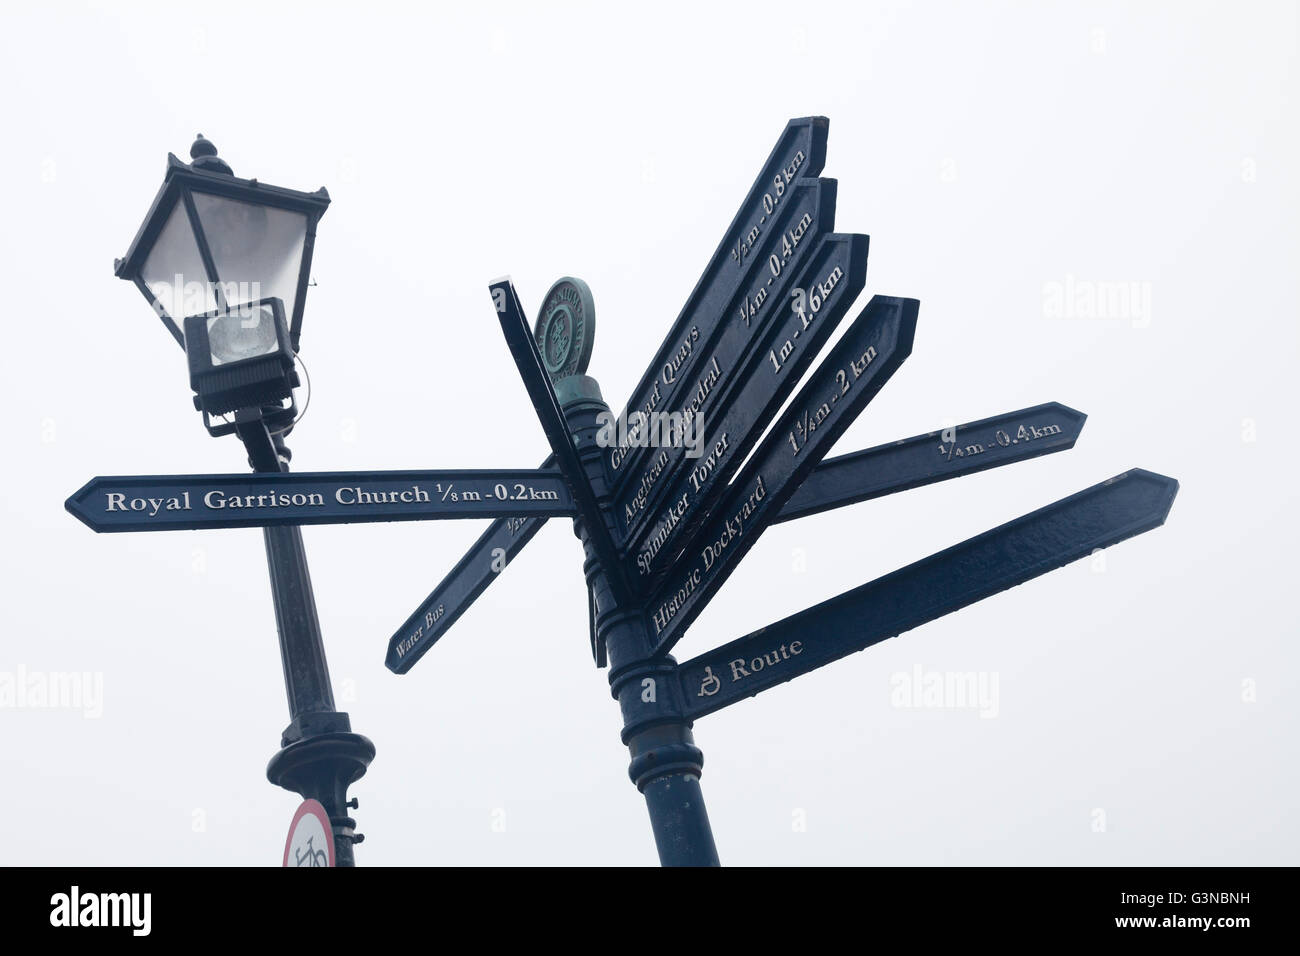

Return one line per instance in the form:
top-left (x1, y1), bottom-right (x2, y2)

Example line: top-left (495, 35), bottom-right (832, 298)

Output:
top-left (112, 135), bottom-right (373, 865)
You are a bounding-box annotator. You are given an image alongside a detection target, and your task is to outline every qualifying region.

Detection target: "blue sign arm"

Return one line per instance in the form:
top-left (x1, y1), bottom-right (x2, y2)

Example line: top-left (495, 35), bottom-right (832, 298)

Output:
top-left (773, 402), bottom-right (1087, 524)
top-left (677, 468), bottom-right (1179, 720)
top-left (386, 504), bottom-right (550, 674)
top-left (66, 468), bottom-right (576, 533)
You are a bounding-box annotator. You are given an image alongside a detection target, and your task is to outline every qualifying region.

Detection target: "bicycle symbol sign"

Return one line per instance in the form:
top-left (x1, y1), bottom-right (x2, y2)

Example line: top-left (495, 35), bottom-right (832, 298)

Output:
top-left (283, 799), bottom-right (335, 868)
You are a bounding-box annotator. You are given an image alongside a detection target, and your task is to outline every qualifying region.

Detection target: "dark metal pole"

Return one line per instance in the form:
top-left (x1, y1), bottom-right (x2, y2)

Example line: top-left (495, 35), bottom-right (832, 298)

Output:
top-left (262, 520), bottom-right (335, 715)
top-left (558, 379), bottom-right (721, 866)
top-left (235, 408), bottom-right (374, 866)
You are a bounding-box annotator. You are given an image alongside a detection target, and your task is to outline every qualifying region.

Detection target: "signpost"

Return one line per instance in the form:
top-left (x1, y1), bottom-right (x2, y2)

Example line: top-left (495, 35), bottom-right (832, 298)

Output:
top-left (73, 116), bottom-right (1180, 866)
top-left (381, 115), bottom-right (1179, 866)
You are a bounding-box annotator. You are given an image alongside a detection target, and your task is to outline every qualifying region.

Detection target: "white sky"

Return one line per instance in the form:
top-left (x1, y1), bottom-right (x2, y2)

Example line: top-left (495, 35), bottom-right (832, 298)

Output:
top-left (1, 0), bottom-right (1296, 865)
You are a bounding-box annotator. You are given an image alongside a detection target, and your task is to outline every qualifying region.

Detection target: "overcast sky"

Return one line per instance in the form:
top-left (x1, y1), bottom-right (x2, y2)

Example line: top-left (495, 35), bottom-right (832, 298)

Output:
top-left (1, 0), bottom-right (1296, 865)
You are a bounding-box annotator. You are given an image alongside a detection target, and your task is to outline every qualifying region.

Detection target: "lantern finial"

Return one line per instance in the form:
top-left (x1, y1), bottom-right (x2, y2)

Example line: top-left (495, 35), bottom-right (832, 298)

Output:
top-left (189, 134), bottom-right (233, 175)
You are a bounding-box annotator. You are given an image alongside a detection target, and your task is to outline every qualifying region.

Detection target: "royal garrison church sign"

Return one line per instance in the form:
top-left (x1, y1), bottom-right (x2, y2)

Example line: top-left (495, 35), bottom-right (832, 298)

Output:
top-left (69, 116), bottom-right (1178, 866)
top-left (66, 469), bottom-right (576, 532)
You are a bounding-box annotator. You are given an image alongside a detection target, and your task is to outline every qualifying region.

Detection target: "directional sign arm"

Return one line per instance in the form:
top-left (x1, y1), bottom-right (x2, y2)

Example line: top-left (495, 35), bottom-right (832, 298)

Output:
top-left (677, 468), bottom-right (1179, 720)
top-left (387, 507), bottom-right (549, 674)
top-left (384, 455), bottom-right (556, 673)
top-left (65, 468), bottom-right (576, 533)
top-left (773, 402), bottom-right (1087, 524)
top-left (490, 277), bottom-right (631, 603)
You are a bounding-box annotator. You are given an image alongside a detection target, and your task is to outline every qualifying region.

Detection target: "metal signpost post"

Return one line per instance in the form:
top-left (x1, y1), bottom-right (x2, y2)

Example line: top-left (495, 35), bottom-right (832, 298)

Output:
top-left (70, 118), bottom-right (1178, 866)
top-left (385, 117), bottom-right (1179, 866)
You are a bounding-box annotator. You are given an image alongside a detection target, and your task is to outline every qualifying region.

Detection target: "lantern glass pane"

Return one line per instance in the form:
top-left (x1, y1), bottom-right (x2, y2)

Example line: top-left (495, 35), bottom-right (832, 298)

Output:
top-left (192, 192), bottom-right (308, 324)
top-left (140, 201), bottom-right (217, 323)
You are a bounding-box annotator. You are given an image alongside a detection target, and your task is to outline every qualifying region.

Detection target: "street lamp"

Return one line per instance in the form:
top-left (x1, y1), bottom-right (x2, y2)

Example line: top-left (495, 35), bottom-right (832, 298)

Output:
top-left (113, 134), bottom-right (327, 434)
top-left (113, 135), bottom-right (372, 866)
top-left (114, 132), bottom-right (327, 350)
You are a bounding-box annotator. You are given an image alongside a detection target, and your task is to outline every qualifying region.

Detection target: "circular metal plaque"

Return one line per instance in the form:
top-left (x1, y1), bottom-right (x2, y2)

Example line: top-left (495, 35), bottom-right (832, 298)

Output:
top-left (534, 277), bottom-right (595, 382)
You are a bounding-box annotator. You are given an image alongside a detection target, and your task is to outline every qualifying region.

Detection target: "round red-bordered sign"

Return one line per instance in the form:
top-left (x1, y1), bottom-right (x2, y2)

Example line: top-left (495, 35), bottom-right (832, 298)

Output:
top-left (283, 799), bottom-right (335, 867)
